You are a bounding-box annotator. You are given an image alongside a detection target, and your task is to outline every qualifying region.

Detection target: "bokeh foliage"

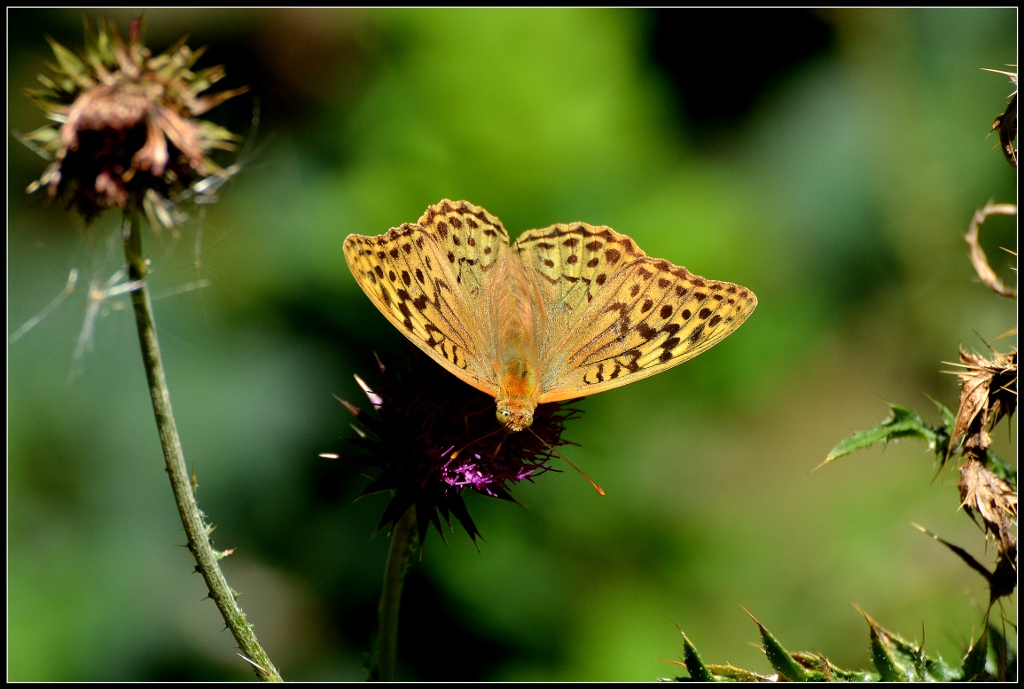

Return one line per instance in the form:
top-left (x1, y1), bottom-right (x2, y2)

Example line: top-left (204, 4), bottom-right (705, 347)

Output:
top-left (8, 8), bottom-right (1016, 681)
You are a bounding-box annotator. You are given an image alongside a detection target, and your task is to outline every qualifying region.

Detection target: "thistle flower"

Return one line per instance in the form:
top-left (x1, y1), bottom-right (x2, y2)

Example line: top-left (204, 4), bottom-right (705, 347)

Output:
top-left (21, 16), bottom-right (247, 227)
top-left (334, 347), bottom-right (582, 545)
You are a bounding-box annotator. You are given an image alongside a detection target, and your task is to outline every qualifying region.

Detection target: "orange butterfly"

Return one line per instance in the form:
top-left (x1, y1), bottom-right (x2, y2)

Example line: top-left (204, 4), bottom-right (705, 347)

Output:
top-left (345, 200), bottom-right (756, 432)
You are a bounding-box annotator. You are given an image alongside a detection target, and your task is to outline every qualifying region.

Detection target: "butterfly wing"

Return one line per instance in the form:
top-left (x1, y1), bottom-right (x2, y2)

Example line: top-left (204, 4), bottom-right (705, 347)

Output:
top-left (514, 223), bottom-right (757, 403)
top-left (344, 200), bottom-right (511, 397)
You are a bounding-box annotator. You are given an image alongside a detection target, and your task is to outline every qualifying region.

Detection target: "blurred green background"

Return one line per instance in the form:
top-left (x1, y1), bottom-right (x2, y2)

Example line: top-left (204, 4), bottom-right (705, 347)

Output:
top-left (8, 8), bottom-right (1017, 681)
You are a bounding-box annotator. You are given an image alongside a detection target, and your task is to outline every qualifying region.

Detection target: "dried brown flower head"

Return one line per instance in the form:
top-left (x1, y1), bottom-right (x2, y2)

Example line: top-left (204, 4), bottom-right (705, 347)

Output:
top-left (958, 457), bottom-right (1017, 557)
top-left (21, 16), bottom-right (247, 226)
top-left (949, 348), bottom-right (1017, 456)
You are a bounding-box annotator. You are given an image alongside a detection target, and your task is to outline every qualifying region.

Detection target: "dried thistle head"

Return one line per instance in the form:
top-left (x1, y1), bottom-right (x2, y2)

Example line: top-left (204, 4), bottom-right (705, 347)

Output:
top-left (958, 458), bottom-right (1017, 548)
top-left (949, 347), bottom-right (1017, 456)
top-left (20, 16), bottom-right (247, 227)
top-left (948, 345), bottom-right (1017, 597)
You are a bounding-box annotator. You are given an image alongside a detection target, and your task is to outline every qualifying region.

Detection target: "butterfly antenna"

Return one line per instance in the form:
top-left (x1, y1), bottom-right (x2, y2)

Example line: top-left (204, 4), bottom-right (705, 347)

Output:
top-left (449, 427), bottom-right (504, 460)
top-left (528, 429), bottom-right (605, 496)
top-left (491, 432), bottom-right (508, 460)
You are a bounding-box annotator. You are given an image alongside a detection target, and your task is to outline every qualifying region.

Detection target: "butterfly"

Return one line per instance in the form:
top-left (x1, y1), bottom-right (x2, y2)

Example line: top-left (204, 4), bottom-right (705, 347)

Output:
top-left (344, 200), bottom-right (757, 432)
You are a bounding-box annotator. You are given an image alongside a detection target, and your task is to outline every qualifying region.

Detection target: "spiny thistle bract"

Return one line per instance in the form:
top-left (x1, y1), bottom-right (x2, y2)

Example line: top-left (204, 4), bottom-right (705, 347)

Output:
top-left (20, 16), bottom-right (247, 229)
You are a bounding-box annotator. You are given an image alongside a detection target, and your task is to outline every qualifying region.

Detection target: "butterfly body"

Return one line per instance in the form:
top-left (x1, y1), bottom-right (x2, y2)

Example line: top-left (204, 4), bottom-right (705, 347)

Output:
top-left (344, 200), bottom-right (756, 432)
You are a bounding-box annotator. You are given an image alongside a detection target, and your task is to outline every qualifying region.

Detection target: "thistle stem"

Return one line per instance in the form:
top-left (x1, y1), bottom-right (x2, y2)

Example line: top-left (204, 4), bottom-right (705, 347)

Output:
top-left (372, 505), bottom-right (417, 681)
top-left (122, 209), bottom-right (282, 682)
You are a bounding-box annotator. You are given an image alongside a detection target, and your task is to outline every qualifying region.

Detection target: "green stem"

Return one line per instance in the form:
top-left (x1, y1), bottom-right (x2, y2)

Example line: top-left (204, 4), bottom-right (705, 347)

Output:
top-left (122, 210), bottom-right (282, 682)
top-left (371, 506), bottom-right (417, 681)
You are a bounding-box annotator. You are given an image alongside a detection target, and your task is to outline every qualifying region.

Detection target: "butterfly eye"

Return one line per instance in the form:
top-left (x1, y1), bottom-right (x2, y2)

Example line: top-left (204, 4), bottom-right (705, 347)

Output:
top-left (496, 408), bottom-right (511, 424)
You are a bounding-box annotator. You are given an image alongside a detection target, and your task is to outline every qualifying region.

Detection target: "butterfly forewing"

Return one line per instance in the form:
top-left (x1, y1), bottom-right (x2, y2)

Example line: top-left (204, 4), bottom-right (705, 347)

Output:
top-left (515, 223), bottom-right (757, 403)
top-left (343, 200), bottom-right (511, 396)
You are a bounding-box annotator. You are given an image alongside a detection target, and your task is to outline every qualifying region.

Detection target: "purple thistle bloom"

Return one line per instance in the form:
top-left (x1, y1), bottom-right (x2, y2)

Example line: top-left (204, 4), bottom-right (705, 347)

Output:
top-left (332, 346), bottom-right (581, 545)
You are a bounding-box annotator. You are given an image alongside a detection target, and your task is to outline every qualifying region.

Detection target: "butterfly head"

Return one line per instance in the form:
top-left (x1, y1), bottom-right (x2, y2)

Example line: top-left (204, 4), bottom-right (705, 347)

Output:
top-left (496, 357), bottom-right (541, 432)
top-left (496, 405), bottom-right (534, 432)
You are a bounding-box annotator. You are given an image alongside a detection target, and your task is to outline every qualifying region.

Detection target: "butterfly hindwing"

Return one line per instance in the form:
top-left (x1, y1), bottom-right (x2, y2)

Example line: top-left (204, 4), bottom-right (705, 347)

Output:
top-left (344, 200), bottom-right (510, 396)
top-left (515, 223), bottom-right (757, 402)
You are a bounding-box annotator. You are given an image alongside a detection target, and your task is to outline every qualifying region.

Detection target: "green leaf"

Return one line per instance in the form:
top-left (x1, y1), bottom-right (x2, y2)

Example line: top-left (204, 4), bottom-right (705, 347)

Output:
top-left (868, 623), bottom-right (909, 681)
top-left (986, 622), bottom-right (1015, 681)
top-left (704, 664), bottom-right (774, 681)
top-left (678, 631), bottom-right (715, 682)
top-left (821, 405), bottom-right (946, 468)
top-left (922, 655), bottom-right (959, 682)
top-left (790, 652), bottom-right (877, 681)
top-left (887, 632), bottom-right (927, 680)
top-left (934, 400), bottom-right (956, 431)
top-left (750, 616), bottom-right (812, 681)
top-left (986, 449), bottom-right (1017, 489)
top-left (958, 628), bottom-right (988, 681)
